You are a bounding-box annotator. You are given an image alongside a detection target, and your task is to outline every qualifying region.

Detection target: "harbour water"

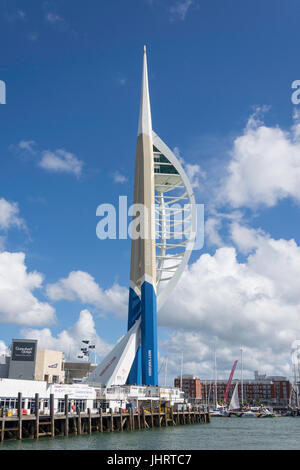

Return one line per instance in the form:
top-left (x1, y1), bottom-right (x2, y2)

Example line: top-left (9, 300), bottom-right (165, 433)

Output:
top-left (0, 417), bottom-right (299, 450)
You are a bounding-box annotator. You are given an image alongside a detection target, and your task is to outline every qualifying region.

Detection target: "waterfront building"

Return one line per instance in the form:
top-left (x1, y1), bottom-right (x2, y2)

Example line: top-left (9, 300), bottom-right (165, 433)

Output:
top-left (0, 340), bottom-right (99, 385)
top-left (96, 385), bottom-right (185, 412)
top-left (64, 362), bottom-right (97, 384)
top-left (201, 371), bottom-right (292, 406)
top-left (8, 339), bottom-right (37, 380)
top-left (0, 378), bottom-right (96, 415)
top-left (0, 377), bottom-right (185, 417)
top-left (34, 349), bottom-right (65, 384)
top-left (0, 339), bottom-right (65, 384)
top-left (174, 375), bottom-right (202, 401)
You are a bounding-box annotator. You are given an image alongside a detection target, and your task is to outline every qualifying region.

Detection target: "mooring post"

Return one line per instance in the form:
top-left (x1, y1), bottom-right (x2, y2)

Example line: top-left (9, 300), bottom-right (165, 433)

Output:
top-left (140, 407), bottom-right (143, 429)
top-left (110, 408), bottom-right (114, 432)
top-left (17, 392), bottom-right (22, 440)
top-left (73, 413), bottom-right (78, 435)
top-left (170, 406), bottom-right (174, 426)
top-left (129, 407), bottom-right (134, 430)
top-left (50, 394), bottom-right (55, 438)
top-left (141, 407), bottom-right (146, 429)
top-left (119, 408), bottom-right (123, 432)
top-left (99, 407), bottom-right (103, 432)
top-left (128, 408), bottom-right (131, 430)
top-left (35, 393), bottom-right (39, 439)
top-left (77, 407), bottom-right (82, 434)
top-left (64, 394), bottom-right (69, 436)
top-left (137, 408), bottom-right (141, 429)
top-left (88, 408), bottom-right (92, 434)
top-left (1, 415), bottom-right (5, 442)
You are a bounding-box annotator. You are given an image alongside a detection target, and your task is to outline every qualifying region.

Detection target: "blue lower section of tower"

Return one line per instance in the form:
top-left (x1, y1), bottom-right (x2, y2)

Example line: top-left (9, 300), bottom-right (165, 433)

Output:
top-left (141, 280), bottom-right (158, 386)
top-left (127, 287), bottom-right (142, 385)
top-left (127, 281), bottom-right (158, 386)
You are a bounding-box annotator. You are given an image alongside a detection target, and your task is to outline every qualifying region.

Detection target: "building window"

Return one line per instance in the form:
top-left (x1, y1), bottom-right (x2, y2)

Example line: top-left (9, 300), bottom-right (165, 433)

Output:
top-left (74, 400), bottom-right (86, 412)
top-left (57, 399), bottom-right (65, 413)
top-left (43, 399), bottom-right (49, 409)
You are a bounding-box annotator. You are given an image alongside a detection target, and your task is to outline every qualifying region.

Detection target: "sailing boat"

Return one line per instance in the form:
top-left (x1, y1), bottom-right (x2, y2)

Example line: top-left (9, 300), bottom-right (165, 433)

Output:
top-left (229, 383), bottom-right (257, 417)
top-left (211, 382), bottom-right (239, 418)
top-left (229, 382), bottom-right (240, 411)
top-left (209, 346), bottom-right (223, 416)
top-left (228, 382), bottom-right (256, 417)
top-left (228, 382), bottom-right (274, 417)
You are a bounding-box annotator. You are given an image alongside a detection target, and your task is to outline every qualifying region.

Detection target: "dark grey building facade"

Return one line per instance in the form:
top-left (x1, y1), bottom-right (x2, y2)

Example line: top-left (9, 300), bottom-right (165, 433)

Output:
top-left (8, 339), bottom-right (37, 380)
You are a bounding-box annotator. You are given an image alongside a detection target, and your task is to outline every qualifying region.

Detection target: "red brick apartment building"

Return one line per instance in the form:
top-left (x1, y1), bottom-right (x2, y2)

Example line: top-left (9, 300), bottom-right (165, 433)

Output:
top-left (174, 372), bottom-right (292, 406)
top-left (174, 375), bottom-right (202, 400)
top-left (201, 373), bottom-right (292, 406)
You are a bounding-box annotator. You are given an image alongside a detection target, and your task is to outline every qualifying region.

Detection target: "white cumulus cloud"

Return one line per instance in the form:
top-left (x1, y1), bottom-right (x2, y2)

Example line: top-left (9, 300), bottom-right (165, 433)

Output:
top-left (14, 141), bottom-right (84, 177)
top-left (21, 309), bottom-right (112, 361)
top-left (0, 340), bottom-right (9, 356)
top-left (220, 109), bottom-right (300, 208)
top-left (113, 171), bottom-right (128, 183)
top-left (169, 0), bottom-right (193, 21)
top-left (46, 270), bottom-right (128, 318)
top-left (0, 252), bottom-right (56, 326)
top-left (18, 140), bottom-right (37, 154)
top-left (39, 149), bottom-right (83, 177)
top-left (159, 226), bottom-right (300, 379)
top-left (0, 198), bottom-right (24, 231)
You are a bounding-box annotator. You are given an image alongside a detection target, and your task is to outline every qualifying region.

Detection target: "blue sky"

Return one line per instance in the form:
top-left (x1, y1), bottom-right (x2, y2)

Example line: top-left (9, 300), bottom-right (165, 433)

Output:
top-left (1, 0), bottom-right (300, 383)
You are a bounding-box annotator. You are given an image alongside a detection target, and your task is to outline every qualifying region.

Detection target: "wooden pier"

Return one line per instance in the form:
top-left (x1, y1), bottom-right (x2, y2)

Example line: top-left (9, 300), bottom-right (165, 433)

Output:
top-left (0, 393), bottom-right (210, 442)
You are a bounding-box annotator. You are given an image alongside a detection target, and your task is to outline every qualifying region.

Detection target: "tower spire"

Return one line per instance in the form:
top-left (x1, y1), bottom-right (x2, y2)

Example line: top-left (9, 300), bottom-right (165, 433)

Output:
top-left (127, 46), bottom-right (158, 386)
top-left (138, 45), bottom-right (152, 137)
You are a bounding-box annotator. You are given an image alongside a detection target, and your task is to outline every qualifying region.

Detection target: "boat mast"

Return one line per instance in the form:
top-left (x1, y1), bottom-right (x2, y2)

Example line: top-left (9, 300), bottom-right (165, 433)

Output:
top-left (214, 344), bottom-right (217, 408)
top-left (164, 357), bottom-right (168, 387)
top-left (297, 345), bottom-right (300, 408)
top-left (240, 346), bottom-right (244, 406)
top-left (180, 351), bottom-right (183, 389)
top-left (293, 362), bottom-right (299, 408)
top-left (208, 381), bottom-right (212, 406)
